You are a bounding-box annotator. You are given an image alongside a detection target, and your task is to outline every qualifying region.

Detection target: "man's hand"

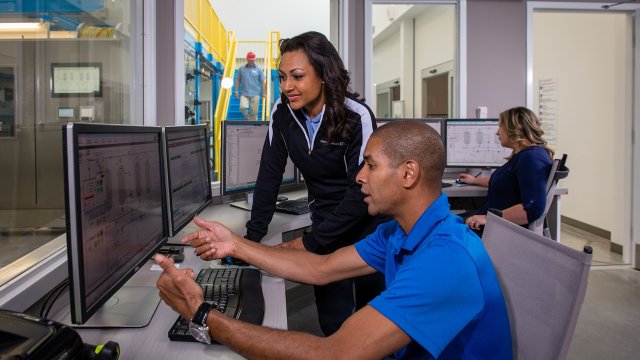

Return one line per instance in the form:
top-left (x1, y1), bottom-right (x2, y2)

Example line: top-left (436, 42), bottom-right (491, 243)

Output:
top-left (181, 216), bottom-right (238, 261)
top-left (273, 237), bottom-right (305, 250)
top-left (155, 254), bottom-right (203, 320)
top-left (234, 91), bottom-right (239, 99)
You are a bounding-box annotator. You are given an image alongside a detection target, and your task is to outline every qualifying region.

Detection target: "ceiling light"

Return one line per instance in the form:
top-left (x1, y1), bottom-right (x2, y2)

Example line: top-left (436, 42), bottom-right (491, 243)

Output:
top-left (0, 22), bottom-right (44, 31)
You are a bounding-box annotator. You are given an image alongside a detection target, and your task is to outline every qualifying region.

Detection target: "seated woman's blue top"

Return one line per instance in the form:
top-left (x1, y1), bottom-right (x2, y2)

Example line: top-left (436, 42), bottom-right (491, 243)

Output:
top-left (480, 146), bottom-right (552, 223)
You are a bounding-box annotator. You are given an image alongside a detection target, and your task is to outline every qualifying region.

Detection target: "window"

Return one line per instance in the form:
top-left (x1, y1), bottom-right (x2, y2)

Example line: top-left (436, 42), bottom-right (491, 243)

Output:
top-left (0, 0), bottom-right (145, 286)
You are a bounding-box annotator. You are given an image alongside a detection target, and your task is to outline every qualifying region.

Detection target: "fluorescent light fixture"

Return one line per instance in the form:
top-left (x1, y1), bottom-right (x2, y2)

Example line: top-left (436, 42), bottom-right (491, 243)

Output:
top-left (0, 22), bottom-right (44, 31)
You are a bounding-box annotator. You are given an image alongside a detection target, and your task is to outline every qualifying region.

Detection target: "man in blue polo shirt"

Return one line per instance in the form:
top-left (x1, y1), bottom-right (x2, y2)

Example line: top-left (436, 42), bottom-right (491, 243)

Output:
top-left (234, 51), bottom-right (266, 120)
top-left (155, 120), bottom-right (513, 359)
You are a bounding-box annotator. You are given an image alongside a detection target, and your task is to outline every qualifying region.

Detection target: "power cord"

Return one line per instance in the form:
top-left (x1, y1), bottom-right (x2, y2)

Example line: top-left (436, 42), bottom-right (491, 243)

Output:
top-left (40, 279), bottom-right (69, 318)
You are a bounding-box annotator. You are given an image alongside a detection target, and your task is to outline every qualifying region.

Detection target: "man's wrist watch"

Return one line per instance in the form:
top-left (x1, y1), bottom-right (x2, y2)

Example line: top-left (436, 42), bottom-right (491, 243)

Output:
top-left (189, 302), bottom-right (213, 344)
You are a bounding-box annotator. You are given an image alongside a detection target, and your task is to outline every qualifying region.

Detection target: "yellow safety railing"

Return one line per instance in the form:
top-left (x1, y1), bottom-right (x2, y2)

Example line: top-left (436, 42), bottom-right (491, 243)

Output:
top-left (184, 0), bottom-right (228, 64)
top-left (264, 31), bottom-right (281, 120)
top-left (212, 31), bottom-right (238, 178)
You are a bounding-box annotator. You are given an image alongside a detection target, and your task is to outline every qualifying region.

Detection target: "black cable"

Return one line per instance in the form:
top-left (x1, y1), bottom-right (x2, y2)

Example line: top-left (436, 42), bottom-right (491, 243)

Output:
top-left (40, 279), bottom-right (69, 318)
top-left (602, 0), bottom-right (639, 9)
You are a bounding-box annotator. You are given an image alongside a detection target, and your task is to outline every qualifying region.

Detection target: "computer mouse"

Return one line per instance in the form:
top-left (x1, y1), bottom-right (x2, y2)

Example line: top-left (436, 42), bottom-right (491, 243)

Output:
top-left (455, 178), bottom-right (463, 184)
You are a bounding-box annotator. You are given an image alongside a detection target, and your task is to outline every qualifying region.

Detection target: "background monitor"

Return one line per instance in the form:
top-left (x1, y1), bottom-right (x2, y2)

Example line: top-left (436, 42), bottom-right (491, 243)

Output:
top-left (445, 119), bottom-right (512, 168)
top-left (163, 125), bottom-right (212, 237)
top-left (51, 63), bottom-right (102, 97)
top-left (62, 123), bottom-right (166, 327)
top-left (222, 120), bottom-right (296, 196)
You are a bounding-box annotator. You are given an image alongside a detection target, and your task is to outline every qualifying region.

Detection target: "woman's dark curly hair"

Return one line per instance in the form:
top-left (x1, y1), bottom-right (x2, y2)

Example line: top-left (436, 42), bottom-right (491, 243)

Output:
top-left (279, 31), bottom-right (362, 143)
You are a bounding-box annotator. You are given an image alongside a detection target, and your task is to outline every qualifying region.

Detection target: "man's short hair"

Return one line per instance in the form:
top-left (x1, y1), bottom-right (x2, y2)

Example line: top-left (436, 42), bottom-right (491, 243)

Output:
top-left (372, 120), bottom-right (445, 188)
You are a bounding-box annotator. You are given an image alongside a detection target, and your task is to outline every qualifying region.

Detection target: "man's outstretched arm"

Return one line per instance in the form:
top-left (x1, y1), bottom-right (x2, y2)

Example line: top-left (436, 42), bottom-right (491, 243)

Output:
top-left (155, 254), bottom-right (412, 359)
top-left (182, 217), bottom-right (375, 285)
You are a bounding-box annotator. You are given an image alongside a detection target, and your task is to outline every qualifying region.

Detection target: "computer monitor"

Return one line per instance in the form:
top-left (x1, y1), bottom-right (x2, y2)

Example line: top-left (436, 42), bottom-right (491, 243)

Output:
top-left (162, 125), bottom-right (212, 237)
top-left (62, 123), bottom-right (167, 327)
top-left (222, 120), bottom-right (296, 196)
top-left (445, 119), bottom-right (512, 168)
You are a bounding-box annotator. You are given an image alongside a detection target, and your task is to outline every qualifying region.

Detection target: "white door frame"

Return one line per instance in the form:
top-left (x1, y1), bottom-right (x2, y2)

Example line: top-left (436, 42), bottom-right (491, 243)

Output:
top-left (527, 2), bottom-right (640, 267)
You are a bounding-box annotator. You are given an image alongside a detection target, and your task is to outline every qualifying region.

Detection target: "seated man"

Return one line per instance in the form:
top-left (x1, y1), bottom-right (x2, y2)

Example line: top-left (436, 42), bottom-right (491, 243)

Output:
top-left (155, 120), bottom-right (513, 359)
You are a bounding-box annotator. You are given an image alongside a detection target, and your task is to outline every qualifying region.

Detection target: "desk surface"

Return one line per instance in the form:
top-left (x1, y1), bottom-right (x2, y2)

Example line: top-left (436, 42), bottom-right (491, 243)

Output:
top-left (56, 190), bottom-right (313, 360)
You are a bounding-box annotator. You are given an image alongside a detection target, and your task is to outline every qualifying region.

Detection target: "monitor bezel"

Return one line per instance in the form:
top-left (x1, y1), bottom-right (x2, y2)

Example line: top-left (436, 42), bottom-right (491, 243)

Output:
top-left (162, 125), bottom-right (213, 237)
top-left (444, 118), bottom-right (510, 169)
top-left (63, 122), bottom-right (168, 325)
top-left (221, 120), bottom-right (297, 196)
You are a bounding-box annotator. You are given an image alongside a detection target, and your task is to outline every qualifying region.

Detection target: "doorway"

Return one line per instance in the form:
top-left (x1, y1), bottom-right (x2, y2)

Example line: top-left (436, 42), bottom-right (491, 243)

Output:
top-left (528, 4), bottom-right (639, 265)
top-left (421, 60), bottom-right (454, 118)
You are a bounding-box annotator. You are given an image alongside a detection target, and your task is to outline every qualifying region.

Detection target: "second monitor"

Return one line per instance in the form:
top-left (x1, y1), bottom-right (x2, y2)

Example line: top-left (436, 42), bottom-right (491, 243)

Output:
top-left (163, 125), bottom-right (212, 237)
top-left (222, 120), bottom-right (296, 197)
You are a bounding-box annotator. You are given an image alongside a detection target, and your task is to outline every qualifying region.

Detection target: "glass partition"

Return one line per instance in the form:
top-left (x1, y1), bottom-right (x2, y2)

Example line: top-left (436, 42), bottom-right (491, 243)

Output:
top-left (0, 0), bottom-right (144, 284)
top-left (370, 2), bottom-right (458, 119)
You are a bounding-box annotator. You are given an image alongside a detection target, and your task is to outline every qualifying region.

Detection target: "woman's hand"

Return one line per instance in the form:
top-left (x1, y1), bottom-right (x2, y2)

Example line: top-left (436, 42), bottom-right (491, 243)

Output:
top-left (181, 216), bottom-right (239, 261)
top-left (465, 215), bottom-right (487, 230)
top-left (458, 173), bottom-right (476, 185)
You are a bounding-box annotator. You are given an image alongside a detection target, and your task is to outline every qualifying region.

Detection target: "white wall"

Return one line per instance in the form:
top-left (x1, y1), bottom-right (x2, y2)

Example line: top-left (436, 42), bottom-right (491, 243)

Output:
top-left (208, 0), bottom-right (330, 40)
top-left (533, 11), bottom-right (633, 246)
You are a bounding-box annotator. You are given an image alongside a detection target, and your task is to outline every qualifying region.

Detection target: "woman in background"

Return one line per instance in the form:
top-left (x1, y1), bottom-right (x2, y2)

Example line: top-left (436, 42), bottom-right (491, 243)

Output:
top-left (245, 31), bottom-right (386, 336)
top-left (459, 106), bottom-right (554, 231)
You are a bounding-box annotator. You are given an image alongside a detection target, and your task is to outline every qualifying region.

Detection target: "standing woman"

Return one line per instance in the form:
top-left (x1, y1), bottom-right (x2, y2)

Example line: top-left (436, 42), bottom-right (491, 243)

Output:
top-left (459, 106), bottom-right (554, 231)
top-left (245, 31), bottom-right (387, 336)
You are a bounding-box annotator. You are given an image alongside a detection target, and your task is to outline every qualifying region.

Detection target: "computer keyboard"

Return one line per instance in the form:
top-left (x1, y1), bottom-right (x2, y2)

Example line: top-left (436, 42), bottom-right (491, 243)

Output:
top-left (441, 181), bottom-right (453, 188)
top-left (274, 196), bottom-right (310, 215)
top-left (168, 267), bottom-right (265, 342)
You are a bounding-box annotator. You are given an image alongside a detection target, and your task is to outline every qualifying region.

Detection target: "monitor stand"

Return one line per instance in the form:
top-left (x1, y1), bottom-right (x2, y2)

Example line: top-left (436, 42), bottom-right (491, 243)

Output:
top-left (229, 200), bottom-right (252, 211)
top-left (56, 286), bottom-right (160, 328)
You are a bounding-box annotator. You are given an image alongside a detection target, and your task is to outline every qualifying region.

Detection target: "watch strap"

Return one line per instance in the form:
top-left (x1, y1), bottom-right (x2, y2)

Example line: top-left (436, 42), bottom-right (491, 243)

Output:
top-left (192, 302), bottom-right (212, 326)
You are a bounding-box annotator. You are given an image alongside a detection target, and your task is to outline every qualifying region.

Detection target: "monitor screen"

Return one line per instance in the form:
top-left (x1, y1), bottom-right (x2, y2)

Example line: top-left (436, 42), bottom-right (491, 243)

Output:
top-left (222, 121), bottom-right (296, 196)
top-left (63, 123), bottom-right (166, 326)
top-left (445, 119), bottom-right (512, 168)
top-left (51, 63), bottom-right (102, 97)
top-left (163, 125), bottom-right (212, 237)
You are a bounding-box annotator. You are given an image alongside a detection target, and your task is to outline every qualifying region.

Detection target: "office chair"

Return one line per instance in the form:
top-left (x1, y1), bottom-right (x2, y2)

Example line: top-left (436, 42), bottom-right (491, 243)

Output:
top-left (483, 212), bottom-right (592, 360)
top-left (528, 154), bottom-right (569, 238)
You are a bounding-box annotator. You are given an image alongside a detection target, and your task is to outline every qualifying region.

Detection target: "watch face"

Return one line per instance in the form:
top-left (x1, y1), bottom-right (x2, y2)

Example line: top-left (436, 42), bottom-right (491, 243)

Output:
top-left (189, 322), bottom-right (212, 344)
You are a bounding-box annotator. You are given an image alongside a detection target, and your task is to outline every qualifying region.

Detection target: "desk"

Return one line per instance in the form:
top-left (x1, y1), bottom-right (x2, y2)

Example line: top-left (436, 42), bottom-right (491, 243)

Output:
top-left (55, 191), bottom-right (312, 360)
top-left (443, 184), bottom-right (568, 241)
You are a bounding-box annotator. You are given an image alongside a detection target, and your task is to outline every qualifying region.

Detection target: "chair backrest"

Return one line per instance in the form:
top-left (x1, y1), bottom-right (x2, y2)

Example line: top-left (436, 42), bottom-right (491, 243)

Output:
top-left (528, 154), bottom-right (567, 237)
top-left (483, 212), bottom-right (592, 360)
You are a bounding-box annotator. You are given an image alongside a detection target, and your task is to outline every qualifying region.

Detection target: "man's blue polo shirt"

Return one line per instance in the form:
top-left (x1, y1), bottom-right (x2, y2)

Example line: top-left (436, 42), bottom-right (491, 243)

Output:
top-left (238, 64), bottom-right (265, 97)
top-left (355, 194), bottom-right (512, 359)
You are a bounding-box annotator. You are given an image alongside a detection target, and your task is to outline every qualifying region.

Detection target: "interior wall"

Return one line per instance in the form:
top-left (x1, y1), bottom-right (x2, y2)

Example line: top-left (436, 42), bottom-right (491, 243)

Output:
top-left (466, 0), bottom-right (525, 117)
top-left (413, 5), bottom-right (455, 117)
top-left (465, 0), bottom-right (612, 117)
top-left (533, 11), bottom-right (633, 245)
top-left (372, 31), bottom-right (401, 112)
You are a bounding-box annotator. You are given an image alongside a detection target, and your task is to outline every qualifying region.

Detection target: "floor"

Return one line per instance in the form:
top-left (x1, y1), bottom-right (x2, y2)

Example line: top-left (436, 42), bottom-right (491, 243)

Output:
top-left (286, 224), bottom-right (640, 359)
